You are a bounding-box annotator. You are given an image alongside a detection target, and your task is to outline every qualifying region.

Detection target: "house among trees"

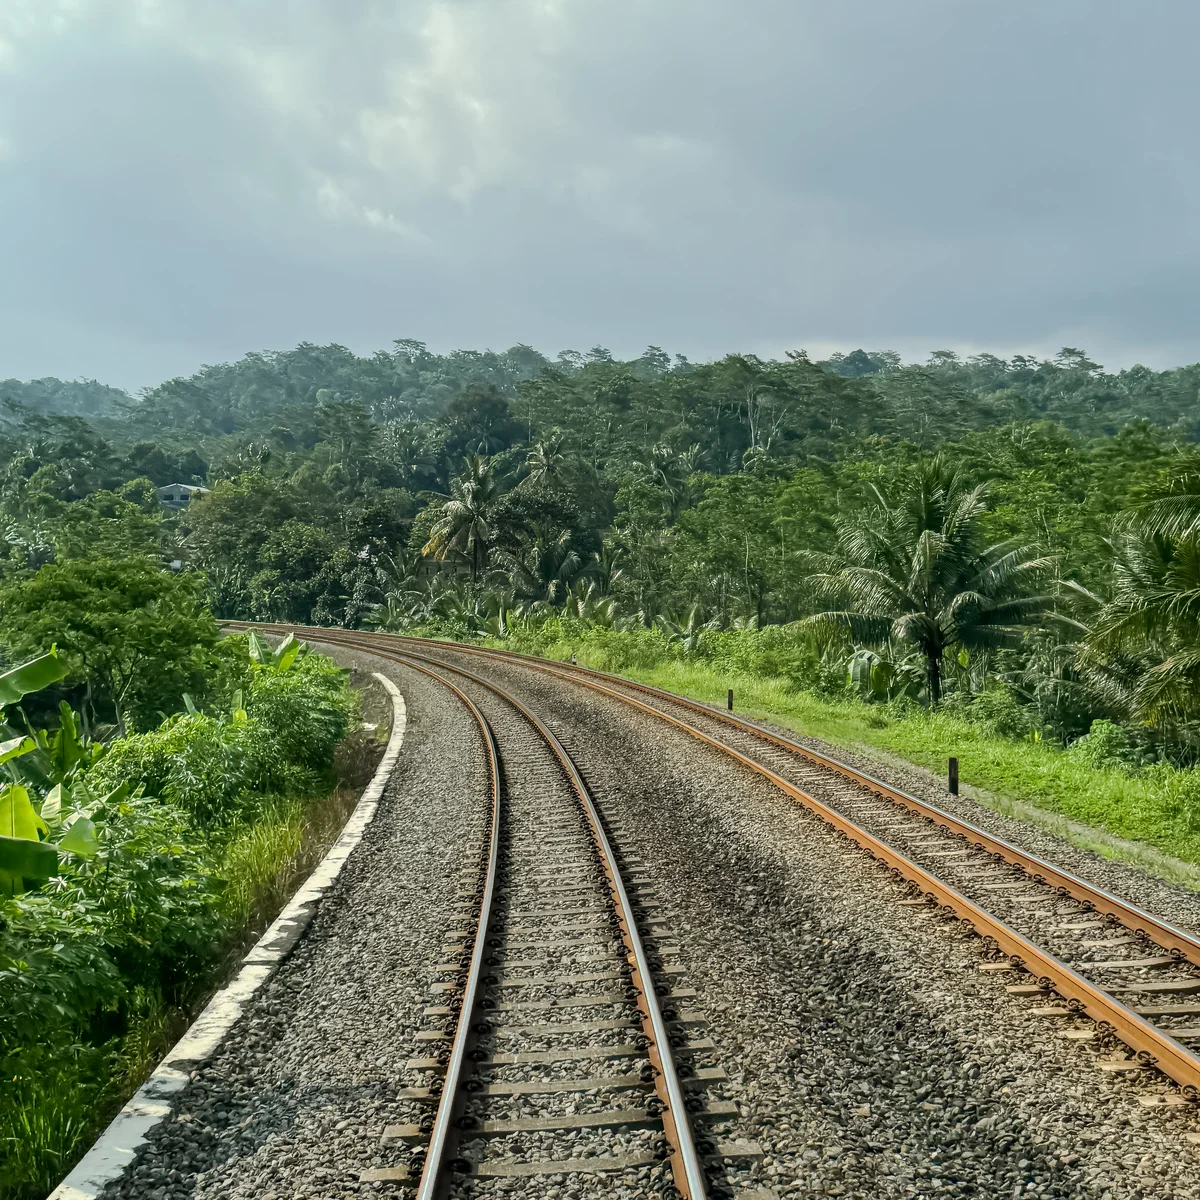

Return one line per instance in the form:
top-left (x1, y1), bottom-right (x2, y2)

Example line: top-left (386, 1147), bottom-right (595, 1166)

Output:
top-left (156, 482), bottom-right (210, 508)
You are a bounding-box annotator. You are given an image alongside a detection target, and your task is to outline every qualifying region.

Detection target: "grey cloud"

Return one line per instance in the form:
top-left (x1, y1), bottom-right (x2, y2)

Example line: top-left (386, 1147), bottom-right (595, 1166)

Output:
top-left (2, 0), bottom-right (1199, 391)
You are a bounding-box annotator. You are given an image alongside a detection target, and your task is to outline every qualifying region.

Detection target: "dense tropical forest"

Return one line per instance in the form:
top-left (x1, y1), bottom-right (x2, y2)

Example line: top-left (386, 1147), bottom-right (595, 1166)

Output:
top-left (5, 336), bottom-right (1200, 1196)
top-left (4, 339), bottom-right (1200, 751)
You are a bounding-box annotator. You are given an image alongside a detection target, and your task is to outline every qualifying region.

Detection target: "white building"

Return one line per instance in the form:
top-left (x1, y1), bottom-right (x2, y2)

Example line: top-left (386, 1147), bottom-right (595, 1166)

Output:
top-left (156, 483), bottom-right (211, 508)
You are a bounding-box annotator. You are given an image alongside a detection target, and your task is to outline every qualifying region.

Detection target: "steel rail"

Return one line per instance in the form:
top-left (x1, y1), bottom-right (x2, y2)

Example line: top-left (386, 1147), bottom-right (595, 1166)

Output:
top-left (405, 641), bottom-right (1200, 1100)
top-left (229, 624), bottom-right (1200, 1097)
top-left (241, 616), bottom-right (715, 1194)
top-left (375, 655), bottom-right (502, 1200)
top-left (384, 646), bottom-right (709, 1199)
top-left (380, 634), bottom-right (1200, 969)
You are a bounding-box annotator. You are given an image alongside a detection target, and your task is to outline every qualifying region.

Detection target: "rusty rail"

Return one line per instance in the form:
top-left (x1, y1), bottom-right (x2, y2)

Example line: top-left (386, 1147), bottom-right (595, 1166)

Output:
top-left (391, 647), bottom-right (709, 1198)
top-left (228, 624), bottom-right (1200, 1101)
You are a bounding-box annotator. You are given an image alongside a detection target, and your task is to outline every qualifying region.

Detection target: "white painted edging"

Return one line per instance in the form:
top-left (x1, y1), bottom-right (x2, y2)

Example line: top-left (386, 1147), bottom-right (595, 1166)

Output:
top-left (50, 673), bottom-right (407, 1200)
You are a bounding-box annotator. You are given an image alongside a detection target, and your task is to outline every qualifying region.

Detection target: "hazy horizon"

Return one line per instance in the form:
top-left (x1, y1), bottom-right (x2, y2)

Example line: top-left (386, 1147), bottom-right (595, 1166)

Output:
top-left (4, 2), bottom-right (1199, 392)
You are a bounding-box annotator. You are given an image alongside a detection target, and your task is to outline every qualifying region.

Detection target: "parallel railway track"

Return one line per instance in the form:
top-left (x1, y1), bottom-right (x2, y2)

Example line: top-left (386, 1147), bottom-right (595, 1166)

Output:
top-left (232, 624), bottom-right (1200, 1125)
top-left (331, 646), bottom-right (754, 1197)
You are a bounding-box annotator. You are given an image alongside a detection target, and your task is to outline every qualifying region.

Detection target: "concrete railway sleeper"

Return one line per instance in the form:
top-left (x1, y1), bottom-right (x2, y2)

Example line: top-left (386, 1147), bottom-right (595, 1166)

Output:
top-left (232, 624), bottom-right (1200, 1124)
top-left (347, 648), bottom-right (755, 1198)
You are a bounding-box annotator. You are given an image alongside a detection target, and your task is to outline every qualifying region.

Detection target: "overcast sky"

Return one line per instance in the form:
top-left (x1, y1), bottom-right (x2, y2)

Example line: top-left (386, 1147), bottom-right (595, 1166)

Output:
top-left (2, 0), bottom-right (1199, 392)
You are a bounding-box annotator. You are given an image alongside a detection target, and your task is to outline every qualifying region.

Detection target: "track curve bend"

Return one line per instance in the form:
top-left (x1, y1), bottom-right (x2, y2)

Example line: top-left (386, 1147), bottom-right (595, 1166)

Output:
top-left (233, 624), bottom-right (1200, 1111)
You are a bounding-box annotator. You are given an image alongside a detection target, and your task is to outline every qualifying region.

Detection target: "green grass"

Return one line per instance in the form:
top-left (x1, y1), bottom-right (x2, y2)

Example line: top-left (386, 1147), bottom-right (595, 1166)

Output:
top-left (472, 633), bottom-right (1200, 886)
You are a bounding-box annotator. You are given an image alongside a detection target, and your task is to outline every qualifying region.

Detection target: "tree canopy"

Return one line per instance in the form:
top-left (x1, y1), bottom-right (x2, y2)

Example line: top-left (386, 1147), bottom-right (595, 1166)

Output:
top-left (6, 336), bottom-right (1200, 754)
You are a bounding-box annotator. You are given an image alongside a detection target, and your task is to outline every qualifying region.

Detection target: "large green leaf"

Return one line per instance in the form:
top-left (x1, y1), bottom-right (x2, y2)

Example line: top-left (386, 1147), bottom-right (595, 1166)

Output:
top-left (60, 815), bottom-right (99, 859)
top-left (101, 781), bottom-right (130, 807)
top-left (0, 784), bottom-right (47, 840)
top-left (0, 834), bottom-right (57, 896)
top-left (43, 701), bottom-right (89, 780)
top-left (273, 633), bottom-right (306, 671)
top-left (247, 630), bottom-right (273, 665)
top-left (0, 734), bottom-right (36, 766)
top-left (0, 650), bottom-right (70, 707)
top-left (39, 783), bottom-right (67, 824)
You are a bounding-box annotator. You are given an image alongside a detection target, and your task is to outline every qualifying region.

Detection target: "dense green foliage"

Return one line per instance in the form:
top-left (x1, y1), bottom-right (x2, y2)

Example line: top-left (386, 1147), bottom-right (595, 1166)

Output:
top-left (0, 635), bottom-right (356, 1199)
top-left (0, 558), bottom-right (219, 734)
top-left (7, 336), bottom-right (1200, 1194)
top-left (6, 339), bottom-right (1200, 760)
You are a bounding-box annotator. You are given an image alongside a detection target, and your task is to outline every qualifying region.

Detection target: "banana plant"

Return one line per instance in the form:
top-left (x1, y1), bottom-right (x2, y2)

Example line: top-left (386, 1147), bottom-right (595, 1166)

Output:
top-left (0, 647), bottom-right (70, 708)
top-left (846, 646), bottom-right (925, 702)
top-left (0, 782), bottom-right (55, 896)
top-left (0, 648), bottom-right (85, 895)
top-left (40, 781), bottom-right (102, 860)
top-left (247, 630), bottom-right (308, 672)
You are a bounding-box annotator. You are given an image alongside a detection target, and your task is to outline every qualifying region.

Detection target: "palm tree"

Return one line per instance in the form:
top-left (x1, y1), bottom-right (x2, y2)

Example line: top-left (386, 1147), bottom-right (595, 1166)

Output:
top-left (520, 433), bottom-right (568, 489)
top-left (803, 459), bottom-right (1055, 704)
top-left (423, 456), bottom-right (501, 581)
top-left (378, 419), bottom-right (438, 488)
top-left (426, 577), bottom-right (491, 632)
top-left (366, 551), bottom-right (428, 630)
top-left (1078, 528), bottom-right (1200, 723)
top-left (633, 443), bottom-right (693, 520)
top-left (656, 605), bottom-right (719, 655)
top-left (588, 545), bottom-right (625, 595)
top-left (1128, 455), bottom-right (1200, 541)
top-left (562, 579), bottom-right (618, 626)
top-left (494, 523), bottom-right (585, 607)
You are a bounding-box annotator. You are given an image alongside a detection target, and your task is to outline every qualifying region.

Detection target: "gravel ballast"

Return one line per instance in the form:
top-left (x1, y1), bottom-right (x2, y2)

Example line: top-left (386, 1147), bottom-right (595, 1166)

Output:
top-left (102, 658), bottom-right (488, 1200)
top-left (410, 642), bottom-right (1200, 1200)
top-left (82, 635), bottom-right (1200, 1200)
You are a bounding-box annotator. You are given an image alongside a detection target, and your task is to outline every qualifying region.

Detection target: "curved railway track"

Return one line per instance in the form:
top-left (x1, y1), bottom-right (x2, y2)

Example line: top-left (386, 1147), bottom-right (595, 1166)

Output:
top-left (341, 646), bottom-right (750, 1198)
top-left (232, 624), bottom-right (1200, 1125)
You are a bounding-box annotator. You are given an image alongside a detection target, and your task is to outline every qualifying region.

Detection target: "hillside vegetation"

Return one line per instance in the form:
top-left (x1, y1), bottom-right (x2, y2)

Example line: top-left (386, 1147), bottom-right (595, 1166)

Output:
top-left (8, 336), bottom-right (1200, 1190)
top-left (4, 339), bottom-right (1200, 854)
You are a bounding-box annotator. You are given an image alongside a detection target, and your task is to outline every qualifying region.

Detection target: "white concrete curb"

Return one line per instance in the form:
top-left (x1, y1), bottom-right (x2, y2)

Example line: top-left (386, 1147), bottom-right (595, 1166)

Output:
top-left (49, 673), bottom-right (407, 1200)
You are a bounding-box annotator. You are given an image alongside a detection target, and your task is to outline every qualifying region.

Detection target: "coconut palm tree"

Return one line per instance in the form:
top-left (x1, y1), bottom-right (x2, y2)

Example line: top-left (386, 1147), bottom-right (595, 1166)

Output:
top-left (1078, 528), bottom-right (1200, 723)
top-left (366, 551), bottom-right (428, 631)
top-left (562, 578), bottom-right (618, 626)
top-left (633, 443), bottom-right (694, 520)
top-left (656, 605), bottom-right (719, 655)
top-left (803, 458), bottom-right (1055, 704)
top-left (378, 419), bottom-right (439, 489)
top-left (494, 523), bottom-right (586, 608)
top-left (423, 456), bottom-right (501, 581)
top-left (520, 433), bottom-right (568, 490)
top-left (587, 545), bottom-right (626, 596)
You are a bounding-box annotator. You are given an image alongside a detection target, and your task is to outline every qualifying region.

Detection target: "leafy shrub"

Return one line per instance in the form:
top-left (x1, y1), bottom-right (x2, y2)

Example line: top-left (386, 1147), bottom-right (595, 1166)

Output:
top-left (86, 714), bottom-right (250, 826)
top-left (0, 896), bottom-right (122, 1065)
top-left (50, 789), bottom-right (225, 991)
top-left (85, 655), bottom-right (354, 827)
top-left (969, 688), bottom-right (1035, 739)
top-left (703, 625), bottom-right (821, 689)
top-left (0, 631), bottom-right (359, 1200)
top-left (1067, 718), bottom-right (1137, 770)
top-left (246, 652), bottom-right (356, 771)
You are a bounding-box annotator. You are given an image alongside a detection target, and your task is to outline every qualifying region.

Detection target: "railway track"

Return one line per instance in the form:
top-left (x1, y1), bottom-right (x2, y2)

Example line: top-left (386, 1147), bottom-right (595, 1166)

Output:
top-left (233, 624), bottom-right (1200, 1128)
top-left (342, 647), bottom-right (758, 1198)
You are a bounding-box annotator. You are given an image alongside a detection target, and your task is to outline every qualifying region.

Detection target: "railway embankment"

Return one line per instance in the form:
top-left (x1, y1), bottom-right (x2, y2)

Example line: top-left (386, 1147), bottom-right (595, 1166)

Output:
top-left (59, 628), bottom-right (1200, 1199)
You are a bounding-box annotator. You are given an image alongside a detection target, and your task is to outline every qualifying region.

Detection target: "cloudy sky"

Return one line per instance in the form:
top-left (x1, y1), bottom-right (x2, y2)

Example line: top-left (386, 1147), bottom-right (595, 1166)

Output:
top-left (2, 0), bottom-right (1198, 391)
